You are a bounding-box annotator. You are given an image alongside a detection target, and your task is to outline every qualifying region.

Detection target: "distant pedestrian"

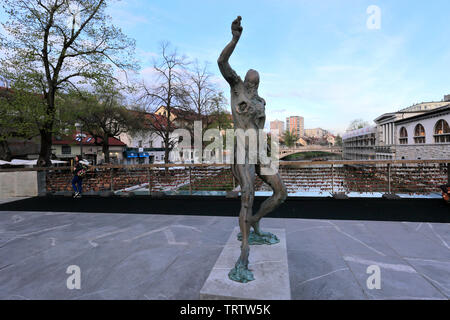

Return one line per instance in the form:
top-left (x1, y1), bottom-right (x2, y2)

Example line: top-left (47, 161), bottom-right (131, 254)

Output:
top-left (72, 155), bottom-right (87, 198)
top-left (440, 184), bottom-right (450, 204)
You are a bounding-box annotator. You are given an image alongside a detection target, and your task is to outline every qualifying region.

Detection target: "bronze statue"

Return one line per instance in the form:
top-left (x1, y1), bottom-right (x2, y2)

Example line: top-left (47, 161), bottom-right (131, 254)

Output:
top-left (218, 16), bottom-right (288, 283)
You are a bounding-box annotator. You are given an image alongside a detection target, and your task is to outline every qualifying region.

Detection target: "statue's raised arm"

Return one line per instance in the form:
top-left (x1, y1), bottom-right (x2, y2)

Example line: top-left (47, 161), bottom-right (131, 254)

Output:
top-left (218, 16), bottom-right (243, 86)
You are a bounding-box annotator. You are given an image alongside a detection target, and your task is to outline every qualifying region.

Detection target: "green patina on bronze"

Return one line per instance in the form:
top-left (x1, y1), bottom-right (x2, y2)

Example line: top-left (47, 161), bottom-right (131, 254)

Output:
top-left (228, 260), bottom-right (255, 283)
top-left (237, 231), bottom-right (280, 245)
top-left (228, 231), bottom-right (279, 282)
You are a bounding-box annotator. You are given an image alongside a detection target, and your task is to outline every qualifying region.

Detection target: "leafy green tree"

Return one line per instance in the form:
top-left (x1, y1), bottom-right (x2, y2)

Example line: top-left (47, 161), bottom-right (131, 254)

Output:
top-left (0, 81), bottom-right (45, 160)
top-left (282, 130), bottom-right (298, 147)
top-left (207, 92), bottom-right (232, 131)
top-left (335, 134), bottom-right (343, 147)
top-left (68, 83), bottom-right (144, 164)
top-left (0, 0), bottom-right (137, 166)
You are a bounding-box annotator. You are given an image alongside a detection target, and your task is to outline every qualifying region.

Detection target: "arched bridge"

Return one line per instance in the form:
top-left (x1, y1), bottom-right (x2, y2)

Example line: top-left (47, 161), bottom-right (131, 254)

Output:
top-left (279, 146), bottom-right (343, 158)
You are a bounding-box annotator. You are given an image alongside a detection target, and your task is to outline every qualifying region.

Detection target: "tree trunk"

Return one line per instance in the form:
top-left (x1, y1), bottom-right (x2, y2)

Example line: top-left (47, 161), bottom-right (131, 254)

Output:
top-left (38, 129), bottom-right (53, 167)
top-left (103, 140), bottom-right (110, 164)
top-left (38, 91), bottom-right (56, 167)
top-left (0, 140), bottom-right (12, 161)
top-left (164, 137), bottom-right (170, 164)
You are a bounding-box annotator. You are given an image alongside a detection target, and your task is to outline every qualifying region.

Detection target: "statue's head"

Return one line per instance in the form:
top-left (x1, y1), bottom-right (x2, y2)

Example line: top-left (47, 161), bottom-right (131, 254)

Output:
top-left (244, 69), bottom-right (260, 91)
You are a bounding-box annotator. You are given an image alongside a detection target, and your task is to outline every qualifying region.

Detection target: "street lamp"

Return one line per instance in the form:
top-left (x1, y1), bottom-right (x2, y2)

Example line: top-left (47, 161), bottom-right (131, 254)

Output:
top-left (75, 123), bottom-right (83, 159)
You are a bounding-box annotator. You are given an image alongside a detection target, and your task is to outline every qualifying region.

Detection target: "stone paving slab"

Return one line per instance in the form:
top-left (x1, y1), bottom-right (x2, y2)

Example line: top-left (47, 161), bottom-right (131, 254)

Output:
top-left (0, 211), bottom-right (449, 300)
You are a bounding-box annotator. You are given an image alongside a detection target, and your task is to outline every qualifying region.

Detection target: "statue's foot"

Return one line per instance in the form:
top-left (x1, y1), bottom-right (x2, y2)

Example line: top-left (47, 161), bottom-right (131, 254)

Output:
top-left (237, 230), bottom-right (280, 245)
top-left (228, 259), bottom-right (254, 283)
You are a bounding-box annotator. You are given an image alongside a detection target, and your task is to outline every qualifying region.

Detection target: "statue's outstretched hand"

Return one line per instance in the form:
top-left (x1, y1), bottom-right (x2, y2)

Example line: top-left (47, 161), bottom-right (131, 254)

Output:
top-left (232, 16), bottom-right (243, 39)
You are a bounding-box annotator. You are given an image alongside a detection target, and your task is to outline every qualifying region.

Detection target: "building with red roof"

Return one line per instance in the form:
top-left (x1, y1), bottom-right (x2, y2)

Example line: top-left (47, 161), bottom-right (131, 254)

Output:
top-left (52, 133), bottom-right (127, 165)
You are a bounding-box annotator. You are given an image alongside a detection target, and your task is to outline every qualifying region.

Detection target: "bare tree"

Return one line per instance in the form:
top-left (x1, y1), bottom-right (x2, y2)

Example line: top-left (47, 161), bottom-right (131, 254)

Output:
top-left (139, 42), bottom-right (189, 164)
top-left (347, 119), bottom-right (371, 131)
top-left (0, 0), bottom-right (138, 166)
top-left (180, 61), bottom-right (222, 133)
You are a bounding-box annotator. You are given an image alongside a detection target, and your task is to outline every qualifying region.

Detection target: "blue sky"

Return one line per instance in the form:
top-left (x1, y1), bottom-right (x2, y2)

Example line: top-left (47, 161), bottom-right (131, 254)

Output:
top-left (3, 0), bottom-right (450, 135)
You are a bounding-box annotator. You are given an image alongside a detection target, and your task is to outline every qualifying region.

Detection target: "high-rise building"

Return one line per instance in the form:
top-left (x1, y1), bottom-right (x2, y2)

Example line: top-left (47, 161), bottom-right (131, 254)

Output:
top-left (270, 120), bottom-right (284, 136)
top-left (286, 116), bottom-right (304, 137)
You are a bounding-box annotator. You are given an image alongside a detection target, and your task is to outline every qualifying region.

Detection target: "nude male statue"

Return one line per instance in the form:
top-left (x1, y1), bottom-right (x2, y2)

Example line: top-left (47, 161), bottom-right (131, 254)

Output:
top-left (218, 16), bottom-right (288, 283)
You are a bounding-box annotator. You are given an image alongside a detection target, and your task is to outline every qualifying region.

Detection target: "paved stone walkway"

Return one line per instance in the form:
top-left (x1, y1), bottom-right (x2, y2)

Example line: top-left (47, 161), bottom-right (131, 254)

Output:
top-left (0, 211), bottom-right (449, 299)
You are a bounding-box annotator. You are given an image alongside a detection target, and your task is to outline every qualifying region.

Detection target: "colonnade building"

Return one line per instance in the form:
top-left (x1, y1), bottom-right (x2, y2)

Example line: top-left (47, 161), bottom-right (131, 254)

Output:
top-left (342, 127), bottom-right (377, 160)
top-left (343, 96), bottom-right (450, 160)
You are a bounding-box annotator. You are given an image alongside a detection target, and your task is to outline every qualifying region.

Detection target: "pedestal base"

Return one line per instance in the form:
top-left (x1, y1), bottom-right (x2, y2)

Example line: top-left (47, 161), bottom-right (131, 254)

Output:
top-left (200, 227), bottom-right (291, 300)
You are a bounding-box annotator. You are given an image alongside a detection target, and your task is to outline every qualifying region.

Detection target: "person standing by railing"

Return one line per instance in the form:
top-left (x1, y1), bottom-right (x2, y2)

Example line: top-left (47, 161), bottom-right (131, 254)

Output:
top-left (72, 155), bottom-right (87, 198)
top-left (440, 184), bottom-right (450, 204)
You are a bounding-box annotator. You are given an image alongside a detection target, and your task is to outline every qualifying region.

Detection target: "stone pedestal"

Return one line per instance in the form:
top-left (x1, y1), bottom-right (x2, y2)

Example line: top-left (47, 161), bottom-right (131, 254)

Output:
top-left (200, 227), bottom-right (291, 300)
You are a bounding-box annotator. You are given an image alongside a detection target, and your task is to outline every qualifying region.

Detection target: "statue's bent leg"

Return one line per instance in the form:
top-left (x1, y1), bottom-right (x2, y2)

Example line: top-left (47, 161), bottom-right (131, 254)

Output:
top-left (228, 163), bottom-right (256, 283)
top-left (247, 167), bottom-right (287, 244)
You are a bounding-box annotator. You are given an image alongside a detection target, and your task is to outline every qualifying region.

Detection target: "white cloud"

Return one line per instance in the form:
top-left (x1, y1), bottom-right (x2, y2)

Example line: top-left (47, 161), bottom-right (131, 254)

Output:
top-left (135, 48), bottom-right (158, 65)
top-left (139, 66), bottom-right (161, 84)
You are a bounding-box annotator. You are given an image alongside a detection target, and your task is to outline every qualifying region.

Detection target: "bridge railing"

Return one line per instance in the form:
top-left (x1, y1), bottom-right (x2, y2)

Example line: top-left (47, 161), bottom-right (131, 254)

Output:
top-left (1, 160), bottom-right (448, 196)
top-left (279, 146), bottom-right (343, 151)
top-left (279, 160), bottom-right (449, 195)
top-left (279, 146), bottom-right (343, 158)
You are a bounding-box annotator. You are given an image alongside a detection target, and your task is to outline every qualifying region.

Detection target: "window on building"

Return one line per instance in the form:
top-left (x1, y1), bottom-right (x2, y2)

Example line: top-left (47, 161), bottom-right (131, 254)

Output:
top-left (399, 127), bottom-right (408, 145)
top-left (62, 145), bottom-right (71, 155)
top-left (138, 140), bottom-right (143, 148)
top-left (414, 124), bottom-right (426, 144)
top-left (434, 119), bottom-right (450, 143)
